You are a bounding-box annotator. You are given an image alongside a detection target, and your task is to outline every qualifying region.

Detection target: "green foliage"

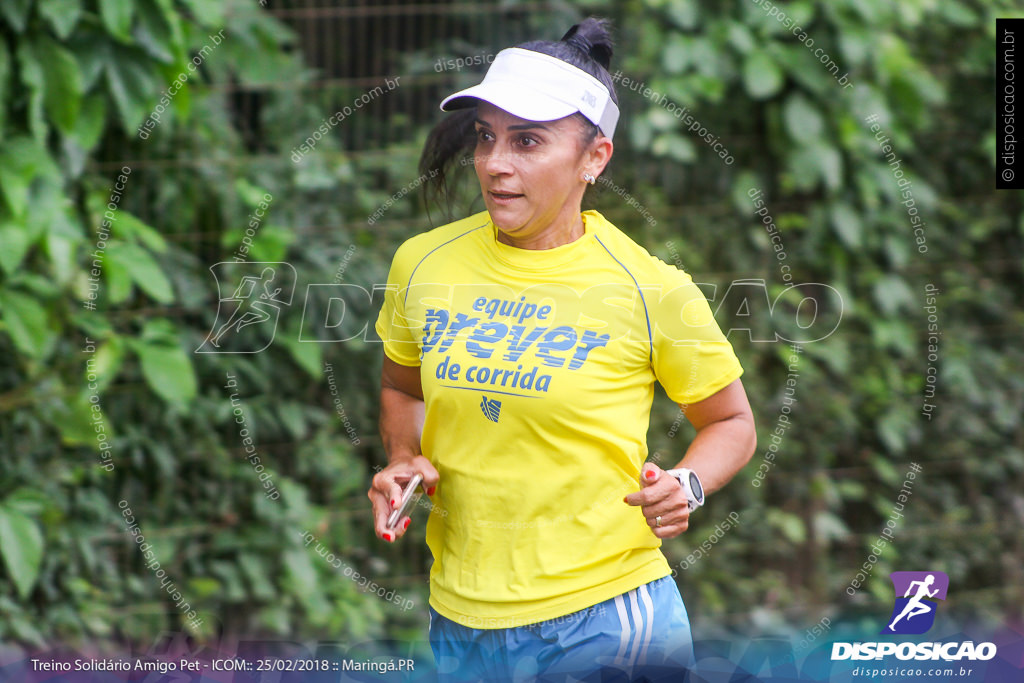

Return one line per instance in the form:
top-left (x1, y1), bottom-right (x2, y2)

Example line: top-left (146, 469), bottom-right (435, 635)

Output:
top-left (0, 0), bottom-right (411, 653)
top-left (0, 0), bottom-right (1020, 656)
top-left (0, 500), bottom-right (45, 600)
top-left (598, 0), bottom-right (1024, 629)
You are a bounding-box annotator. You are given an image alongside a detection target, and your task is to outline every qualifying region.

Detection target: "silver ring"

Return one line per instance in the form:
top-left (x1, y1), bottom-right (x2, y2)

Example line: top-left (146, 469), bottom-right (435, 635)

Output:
top-left (655, 516), bottom-right (662, 527)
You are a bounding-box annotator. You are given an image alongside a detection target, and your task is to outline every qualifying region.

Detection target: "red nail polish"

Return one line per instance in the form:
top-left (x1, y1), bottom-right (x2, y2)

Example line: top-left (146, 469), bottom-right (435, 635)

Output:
top-left (390, 498), bottom-right (397, 508)
top-left (645, 470), bottom-right (656, 480)
top-left (383, 531), bottom-right (394, 542)
top-left (403, 518), bottom-right (411, 530)
top-left (427, 486), bottom-right (436, 496)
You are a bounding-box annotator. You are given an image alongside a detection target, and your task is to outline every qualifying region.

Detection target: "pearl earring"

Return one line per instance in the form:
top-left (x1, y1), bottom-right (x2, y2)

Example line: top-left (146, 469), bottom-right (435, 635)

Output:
top-left (583, 173), bottom-right (596, 185)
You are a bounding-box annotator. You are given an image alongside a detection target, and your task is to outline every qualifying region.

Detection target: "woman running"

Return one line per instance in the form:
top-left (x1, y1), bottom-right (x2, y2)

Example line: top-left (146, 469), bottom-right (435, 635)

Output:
top-left (369, 17), bottom-right (756, 681)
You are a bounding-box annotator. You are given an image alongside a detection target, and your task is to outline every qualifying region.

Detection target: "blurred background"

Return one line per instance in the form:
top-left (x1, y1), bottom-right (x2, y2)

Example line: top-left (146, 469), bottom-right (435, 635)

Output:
top-left (0, 0), bottom-right (1022, 669)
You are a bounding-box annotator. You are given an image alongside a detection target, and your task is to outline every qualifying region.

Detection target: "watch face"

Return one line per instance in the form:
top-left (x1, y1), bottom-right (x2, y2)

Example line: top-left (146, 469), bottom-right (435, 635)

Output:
top-left (688, 472), bottom-right (704, 503)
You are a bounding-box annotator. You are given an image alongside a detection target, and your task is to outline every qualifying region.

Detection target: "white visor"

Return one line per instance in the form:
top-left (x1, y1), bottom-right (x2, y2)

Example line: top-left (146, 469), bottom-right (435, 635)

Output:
top-left (440, 47), bottom-right (619, 139)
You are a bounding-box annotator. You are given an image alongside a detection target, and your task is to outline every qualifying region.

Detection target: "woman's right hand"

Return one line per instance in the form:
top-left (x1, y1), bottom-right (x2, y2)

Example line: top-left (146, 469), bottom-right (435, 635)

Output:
top-left (368, 455), bottom-right (439, 542)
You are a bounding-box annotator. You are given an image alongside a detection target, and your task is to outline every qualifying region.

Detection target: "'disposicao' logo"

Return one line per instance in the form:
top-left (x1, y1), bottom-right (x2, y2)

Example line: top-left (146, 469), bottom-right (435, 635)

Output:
top-left (881, 570), bottom-right (949, 635)
top-left (833, 570), bottom-right (997, 663)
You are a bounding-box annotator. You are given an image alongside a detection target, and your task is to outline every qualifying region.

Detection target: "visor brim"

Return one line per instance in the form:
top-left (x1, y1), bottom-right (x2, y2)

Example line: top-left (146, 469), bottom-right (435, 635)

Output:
top-left (440, 81), bottom-right (580, 124)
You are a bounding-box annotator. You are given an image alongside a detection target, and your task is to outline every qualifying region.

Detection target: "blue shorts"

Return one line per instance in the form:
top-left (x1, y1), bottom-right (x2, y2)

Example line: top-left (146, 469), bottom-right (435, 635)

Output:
top-left (429, 576), bottom-right (694, 682)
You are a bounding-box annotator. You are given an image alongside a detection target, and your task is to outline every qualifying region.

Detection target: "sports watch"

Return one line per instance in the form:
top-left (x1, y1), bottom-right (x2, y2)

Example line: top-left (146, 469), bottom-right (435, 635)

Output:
top-left (666, 468), bottom-right (705, 511)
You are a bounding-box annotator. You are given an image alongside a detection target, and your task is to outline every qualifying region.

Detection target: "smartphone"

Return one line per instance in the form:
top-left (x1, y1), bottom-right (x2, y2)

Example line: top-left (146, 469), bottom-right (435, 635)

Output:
top-left (387, 473), bottom-right (424, 530)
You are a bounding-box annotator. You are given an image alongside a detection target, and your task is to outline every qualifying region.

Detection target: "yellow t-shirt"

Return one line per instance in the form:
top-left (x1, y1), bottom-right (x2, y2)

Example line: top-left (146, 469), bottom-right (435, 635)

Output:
top-left (374, 210), bottom-right (742, 628)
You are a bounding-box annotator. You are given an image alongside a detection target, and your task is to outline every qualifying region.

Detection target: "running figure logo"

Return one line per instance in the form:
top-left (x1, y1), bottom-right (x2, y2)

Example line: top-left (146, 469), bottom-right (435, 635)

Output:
top-left (197, 262), bottom-right (296, 353)
top-left (881, 570), bottom-right (949, 635)
top-left (480, 396), bottom-right (501, 422)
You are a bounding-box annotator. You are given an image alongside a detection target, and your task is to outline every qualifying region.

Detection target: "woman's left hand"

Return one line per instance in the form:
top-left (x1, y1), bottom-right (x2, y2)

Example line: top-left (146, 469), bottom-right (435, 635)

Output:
top-left (624, 464), bottom-right (691, 539)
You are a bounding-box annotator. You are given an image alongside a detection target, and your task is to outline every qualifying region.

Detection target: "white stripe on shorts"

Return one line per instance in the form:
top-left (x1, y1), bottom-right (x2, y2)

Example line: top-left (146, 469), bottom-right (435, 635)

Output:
top-left (627, 589), bottom-right (644, 668)
top-left (638, 583), bottom-right (655, 663)
top-left (613, 594), bottom-right (631, 665)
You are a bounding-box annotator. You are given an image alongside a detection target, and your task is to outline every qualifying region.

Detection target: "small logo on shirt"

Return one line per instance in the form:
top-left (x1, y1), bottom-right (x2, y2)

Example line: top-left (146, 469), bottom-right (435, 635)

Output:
top-left (480, 396), bottom-right (501, 422)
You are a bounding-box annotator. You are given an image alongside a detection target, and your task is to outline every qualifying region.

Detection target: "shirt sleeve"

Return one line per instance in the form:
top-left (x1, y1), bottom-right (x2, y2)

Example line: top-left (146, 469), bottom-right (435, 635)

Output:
top-left (650, 258), bottom-right (743, 404)
top-left (374, 241), bottom-right (422, 367)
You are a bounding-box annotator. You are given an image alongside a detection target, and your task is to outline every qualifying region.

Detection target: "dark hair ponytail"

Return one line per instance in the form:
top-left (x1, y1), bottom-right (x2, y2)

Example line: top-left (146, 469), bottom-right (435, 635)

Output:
top-left (548, 18), bottom-right (616, 80)
top-left (418, 17), bottom-right (618, 220)
top-left (418, 109), bottom-right (477, 219)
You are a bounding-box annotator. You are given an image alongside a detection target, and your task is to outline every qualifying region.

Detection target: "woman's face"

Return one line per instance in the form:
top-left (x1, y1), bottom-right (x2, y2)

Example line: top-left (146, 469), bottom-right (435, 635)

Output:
top-left (473, 102), bottom-right (610, 245)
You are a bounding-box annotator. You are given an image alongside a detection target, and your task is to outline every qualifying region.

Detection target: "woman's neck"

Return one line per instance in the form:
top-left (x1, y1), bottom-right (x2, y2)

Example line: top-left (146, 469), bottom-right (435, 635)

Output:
top-left (495, 212), bottom-right (585, 250)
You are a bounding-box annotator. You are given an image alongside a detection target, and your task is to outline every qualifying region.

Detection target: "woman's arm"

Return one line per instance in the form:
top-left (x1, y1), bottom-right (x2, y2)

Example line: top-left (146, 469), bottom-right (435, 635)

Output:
top-left (670, 378), bottom-right (757, 494)
top-left (625, 378), bottom-right (756, 538)
top-left (368, 356), bottom-right (439, 542)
